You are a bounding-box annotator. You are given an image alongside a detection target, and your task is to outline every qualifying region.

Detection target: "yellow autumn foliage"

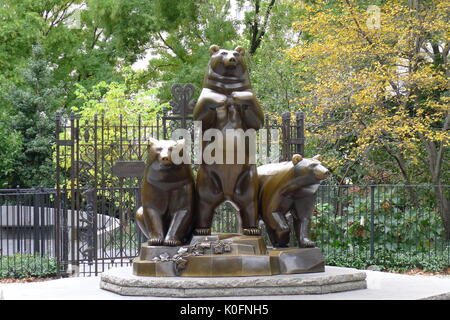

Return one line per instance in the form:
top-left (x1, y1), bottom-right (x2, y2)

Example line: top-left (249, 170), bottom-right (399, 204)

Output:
top-left (287, 0), bottom-right (449, 181)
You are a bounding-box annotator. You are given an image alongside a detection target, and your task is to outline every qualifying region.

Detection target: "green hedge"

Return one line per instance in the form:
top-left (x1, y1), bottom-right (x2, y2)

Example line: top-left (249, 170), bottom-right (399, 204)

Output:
top-left (309, 186), bottom-right (450, 273)
top-left (322, 247), bottom-right (449, 273)
top-left (0, 254), bottom-right (57, 279)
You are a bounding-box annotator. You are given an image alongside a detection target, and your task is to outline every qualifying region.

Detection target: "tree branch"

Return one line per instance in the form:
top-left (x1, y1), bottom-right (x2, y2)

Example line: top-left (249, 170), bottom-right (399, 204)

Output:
top-left (434, 110), bottom-right (450, 180)
top-left (44, 1), bottom-right (76, 36)
top-left (249, 0), bottom-right (276, 55)
top-left (157, 32), bottom-right (185, 63)
top-left (344, 0), bottom-right (373, 46)
top-left (383, 145), bottom-right (412, 183)
top-left (91, 27), bottom-right (103, 49)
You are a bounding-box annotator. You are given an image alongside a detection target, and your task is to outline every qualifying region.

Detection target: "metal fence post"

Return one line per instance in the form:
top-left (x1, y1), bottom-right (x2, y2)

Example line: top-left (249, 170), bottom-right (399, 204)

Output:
top-left (281, 112), bottom-right (291, 161)
top-left (295, 111), bottom-right (305, 156)
top-left (33, 190), bottom-right (40, 255)
top-left (54, 113), bottom-right (61, 276)
top-left (162, 107), bottom-right (168, 140)
top-left (93, 115), bottom-right (99, 276)
top-left (15, 185), bottom-right (21, 252)
top-left (264, 114), bottom-right (270, 159)
top-left (370, 185), bottom-right (375, 259)
top-left (61, 186), bottom-right (69, 273)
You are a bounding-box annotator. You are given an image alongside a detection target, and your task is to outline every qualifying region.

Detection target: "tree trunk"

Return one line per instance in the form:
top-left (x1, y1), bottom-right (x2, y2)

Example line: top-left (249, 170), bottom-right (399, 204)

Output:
top-left (248, 0), bottom-right (276, 55)
top-left (422, 135), bottom-right (450, 240)
top-left (384, 145), bottom-right (419, 205)
top-left (418, 103), bottom-right (449, 238)
top-left (433, 183), bottom-right (450, 240)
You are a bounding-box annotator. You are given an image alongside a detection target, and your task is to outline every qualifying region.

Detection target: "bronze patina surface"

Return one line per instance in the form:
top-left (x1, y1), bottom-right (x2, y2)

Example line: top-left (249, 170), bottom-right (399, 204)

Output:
top-left (132, 45), bottom-right (330, 279)
top-left (133, 233), bottom-right (324, 277)
top-left (193, 45), bottom-right (264, 237)
top-left (269, 247), bottom-right (325, 274)
top-left (136, 138), bottom-right (194, 246)
top-left (257, 154), bottom-right (330, 248)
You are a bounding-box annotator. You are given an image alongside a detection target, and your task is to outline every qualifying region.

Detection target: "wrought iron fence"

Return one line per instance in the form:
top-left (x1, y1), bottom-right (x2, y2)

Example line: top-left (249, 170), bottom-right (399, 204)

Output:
top-left (53, 83), bottom-right (306, 275)
top-left (3, 84), bottom-right (448, 277)
top-left (312, 184), bottom-right (450, 271)
top-left (0, 188), bottom-right (67, 278)
top-left (1, 185), bottom-right (448, 277)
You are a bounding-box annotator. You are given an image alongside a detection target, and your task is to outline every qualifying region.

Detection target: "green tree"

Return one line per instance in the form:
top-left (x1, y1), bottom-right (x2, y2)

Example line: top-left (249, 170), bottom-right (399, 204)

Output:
top-left (72, 70), bottom-right (163, 123)
top-left (0, 0), bottom-right (173, 107)
top-left (0, 0), bottom-right (42, 84)
top-left (0, 110), bottom-right (22, 187)
top-left (7, 45), bottom-right (63, 187)
top-left (144, 0), bottom-right (238, 101)
top-left (287, 0), bottom-right (450, 237)
top-left (247, 0), bottom-right (304, 113)
top-left (141, 0), bottom-right (299, 105)
top-left (237, 0), bottom-right (278, 55)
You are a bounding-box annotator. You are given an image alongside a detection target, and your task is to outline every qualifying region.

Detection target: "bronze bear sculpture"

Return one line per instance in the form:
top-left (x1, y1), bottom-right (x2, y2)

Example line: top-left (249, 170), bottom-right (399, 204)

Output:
top-left (193, 45), bottom-right (265, 236)
top-left (257, 154), bottom-right (330, 248)
top-left (136, 138), bottom-right (194, 246)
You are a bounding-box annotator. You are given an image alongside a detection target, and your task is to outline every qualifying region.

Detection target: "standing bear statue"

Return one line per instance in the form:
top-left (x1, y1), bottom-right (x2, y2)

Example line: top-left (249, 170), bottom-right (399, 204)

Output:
top-left (136, 137), bottom-right (194, 246)
top-left (193, 45), bottom-right (265, 236)
top-left (257, 154), bottom-right (330, 248)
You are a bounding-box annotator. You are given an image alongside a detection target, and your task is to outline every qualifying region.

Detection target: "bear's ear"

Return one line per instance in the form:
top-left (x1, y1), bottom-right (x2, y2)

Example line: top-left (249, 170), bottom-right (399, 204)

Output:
top-left (234, 46), bottom-right (245, 55)
top-left (148, 137), bottom-right (159, 147)
top-left (292, 154), bottom-right (303, 165)
top-left (209, 45), bottom-right (220, 55)
top-left (313, 154), bottom-right (323, 161)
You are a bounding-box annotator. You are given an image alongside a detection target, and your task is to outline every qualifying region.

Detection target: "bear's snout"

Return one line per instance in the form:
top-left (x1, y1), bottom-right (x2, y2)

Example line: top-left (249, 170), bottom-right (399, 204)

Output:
top-left (157, 148), bottom-right (173, 165)
top-left (159, 153), bottom-right (172, 165)
top-left (314, 167), bottom-right (330, 180)
top-left (224, 54), bottom-right (238, 68)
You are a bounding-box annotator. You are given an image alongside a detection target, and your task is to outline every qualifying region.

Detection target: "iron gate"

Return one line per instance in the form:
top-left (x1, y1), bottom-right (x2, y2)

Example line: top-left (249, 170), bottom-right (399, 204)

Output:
top-left (55, 83), bottom-right (305, 276)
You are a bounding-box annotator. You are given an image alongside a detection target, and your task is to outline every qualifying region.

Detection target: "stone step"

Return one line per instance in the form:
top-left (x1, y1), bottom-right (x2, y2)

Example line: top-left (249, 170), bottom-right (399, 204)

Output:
top-left (100, 266), bottom-right (367, 297)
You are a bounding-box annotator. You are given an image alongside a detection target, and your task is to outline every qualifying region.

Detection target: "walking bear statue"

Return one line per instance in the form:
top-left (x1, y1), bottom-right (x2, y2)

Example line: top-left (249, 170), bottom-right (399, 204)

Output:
top-left (136, 137), bottom-right (194, 246)
top-left (257, 154), bottom-right (330, 248)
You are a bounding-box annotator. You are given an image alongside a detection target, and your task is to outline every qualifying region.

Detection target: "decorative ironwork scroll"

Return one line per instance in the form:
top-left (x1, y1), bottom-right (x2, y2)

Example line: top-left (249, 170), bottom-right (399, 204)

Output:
top-left (169, 83), bottom-right (196, 129)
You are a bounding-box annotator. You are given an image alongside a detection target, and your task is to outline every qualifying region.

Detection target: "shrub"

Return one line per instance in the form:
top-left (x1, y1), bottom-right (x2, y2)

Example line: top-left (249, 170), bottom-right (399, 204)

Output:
top-left (310, 185), bottom-right (450, 273)
top-left (0, 254), bottom-right (57, 279)
top-left (323, 247), bottom-right (450, 273)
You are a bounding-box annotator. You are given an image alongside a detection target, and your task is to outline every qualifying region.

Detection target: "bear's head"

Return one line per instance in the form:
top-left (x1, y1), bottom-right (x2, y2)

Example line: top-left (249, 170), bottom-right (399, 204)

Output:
top-left (203, 44), bottom-right (251, 93)
top-left (147, 137), bottom-right (186, 166)
top-left (291, 154), bottom-right (330, 182)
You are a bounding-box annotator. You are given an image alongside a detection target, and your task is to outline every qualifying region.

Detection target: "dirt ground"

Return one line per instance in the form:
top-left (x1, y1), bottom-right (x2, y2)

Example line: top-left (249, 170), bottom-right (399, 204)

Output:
top-left (394, 268), bottom-right (450, 278)
top-left (0, 276), bottom-right (58, 283)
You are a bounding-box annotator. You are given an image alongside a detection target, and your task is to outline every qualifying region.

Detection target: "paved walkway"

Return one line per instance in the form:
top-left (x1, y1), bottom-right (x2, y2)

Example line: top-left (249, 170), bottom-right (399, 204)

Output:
top-left (1, 268), bottom-right (449, 300)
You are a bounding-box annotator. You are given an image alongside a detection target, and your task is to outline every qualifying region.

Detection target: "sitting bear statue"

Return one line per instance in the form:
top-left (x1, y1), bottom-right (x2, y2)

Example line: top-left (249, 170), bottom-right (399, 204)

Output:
top-left (136, 137), bottom-right (194, 246)
top-left (257, 154), bottom-right (330, 248)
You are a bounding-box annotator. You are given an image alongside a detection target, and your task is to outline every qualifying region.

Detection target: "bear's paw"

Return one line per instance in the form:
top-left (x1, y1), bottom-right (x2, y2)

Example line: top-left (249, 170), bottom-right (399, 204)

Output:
top-left (243, 228), bottom-right (261, 236)
top-left (193, 228), bottom-right (211, 236)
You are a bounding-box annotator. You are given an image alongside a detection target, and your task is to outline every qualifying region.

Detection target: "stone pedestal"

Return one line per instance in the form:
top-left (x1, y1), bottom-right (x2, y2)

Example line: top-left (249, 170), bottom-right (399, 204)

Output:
top-left (132, 233), bottom-right (325, 277)
top-left (101, 266), bottom-right (367, 297)
top-left (100, 233), bottom-right (367, 297)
